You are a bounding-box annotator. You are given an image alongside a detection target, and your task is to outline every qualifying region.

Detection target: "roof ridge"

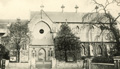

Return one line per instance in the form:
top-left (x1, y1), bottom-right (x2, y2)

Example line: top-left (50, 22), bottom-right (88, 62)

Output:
top-left (30, 11), bottom-right (105, 14)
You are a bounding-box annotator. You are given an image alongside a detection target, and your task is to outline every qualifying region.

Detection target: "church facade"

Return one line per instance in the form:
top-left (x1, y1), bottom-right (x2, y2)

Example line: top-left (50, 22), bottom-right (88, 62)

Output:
top-left (28, 10), bottom-right (116, 62)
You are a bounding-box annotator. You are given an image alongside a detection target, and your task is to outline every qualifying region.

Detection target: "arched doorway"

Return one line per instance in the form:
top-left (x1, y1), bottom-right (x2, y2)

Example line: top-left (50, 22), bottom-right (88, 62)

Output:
top-left (38, 48), bottom-right (46, 62)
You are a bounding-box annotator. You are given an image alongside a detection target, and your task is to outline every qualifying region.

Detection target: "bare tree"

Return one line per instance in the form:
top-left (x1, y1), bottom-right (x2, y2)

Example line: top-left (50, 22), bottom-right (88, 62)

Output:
top-left (82, 0), bottom-right (120, 56)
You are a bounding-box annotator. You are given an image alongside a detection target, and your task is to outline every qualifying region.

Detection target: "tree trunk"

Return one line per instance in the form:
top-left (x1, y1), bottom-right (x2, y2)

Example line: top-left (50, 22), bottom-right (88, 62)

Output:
top-left (17, 50), bottom-right (20, 62)
top-left (16, 43), bottom-right (20, 62)
top-left (65, 51), bottom-right (67, 62)
top-left (0, 56), bottom-right (1, 68)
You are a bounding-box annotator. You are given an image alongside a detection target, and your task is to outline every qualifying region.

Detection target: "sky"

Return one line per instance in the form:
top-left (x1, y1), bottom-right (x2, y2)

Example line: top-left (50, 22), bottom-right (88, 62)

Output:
top-left (0, 0), bottom-right (120, 20)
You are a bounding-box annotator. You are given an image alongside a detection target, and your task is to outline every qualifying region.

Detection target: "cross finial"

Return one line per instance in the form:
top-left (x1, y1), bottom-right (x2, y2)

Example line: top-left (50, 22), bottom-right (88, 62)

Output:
top-left (75, 5), bottom-right (79, 13)
top-left (61, 5), bottom-right (65, 13)
top-left (65, 19), bottom-right (67, 24)
top-left (95, 6), bottom-right (99, 12)
top-left (40, 5), bottom-right (44, 19)
top-left (40, 5), bottom-right (44, 10)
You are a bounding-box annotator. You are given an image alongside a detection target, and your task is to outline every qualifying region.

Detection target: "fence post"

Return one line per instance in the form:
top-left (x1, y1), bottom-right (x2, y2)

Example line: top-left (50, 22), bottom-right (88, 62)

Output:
top-left (52, 57), bottom-right (56, 69)
top-left (85, 57), bottom-right (93, 69)
top-left (113, 56), bottom-right (120, 69)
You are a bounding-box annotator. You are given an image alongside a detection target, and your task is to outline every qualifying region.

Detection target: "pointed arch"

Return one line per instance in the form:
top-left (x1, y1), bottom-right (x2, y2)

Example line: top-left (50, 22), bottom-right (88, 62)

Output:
top-left (106, 44), bottom-right (111, 56)
top-left (81, 44), bottom-right (86, 56)
top-left (48, 48), bottom-right (53, 60)
top-left (38, 48), bottom-right (46, 61)
top-left (97, 45), bottom-right (102, 56)
top-left (34, 20), bottom-right (52, 33)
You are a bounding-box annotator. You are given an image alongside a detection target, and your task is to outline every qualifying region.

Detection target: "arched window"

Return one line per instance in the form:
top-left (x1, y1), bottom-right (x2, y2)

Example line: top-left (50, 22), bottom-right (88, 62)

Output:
top-left (48, 48), bottom-right (53, 57)
top-left (22, 44), bottom-right (27, 50)
top-left (97, 45), bottom-right (102, 56)
top-left (48, 48), bottom-right (53, 60)
top-left (89, 44), bottom-right (94, 56)
top-left (81, 44), bottom-right (86, 56)
top-left (106, 45), bottom-right (110, 56)
top-left (32, 48), bottom-right (36, 58)
top-left (76, 26), bottom-right (80, 34)
top-left (76, 26), bottom-right (79, 29)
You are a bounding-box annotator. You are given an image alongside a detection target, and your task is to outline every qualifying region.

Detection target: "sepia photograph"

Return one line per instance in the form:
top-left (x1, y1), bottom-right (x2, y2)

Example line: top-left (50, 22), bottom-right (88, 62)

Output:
top-left (0, 0), bottom-right (120, 69)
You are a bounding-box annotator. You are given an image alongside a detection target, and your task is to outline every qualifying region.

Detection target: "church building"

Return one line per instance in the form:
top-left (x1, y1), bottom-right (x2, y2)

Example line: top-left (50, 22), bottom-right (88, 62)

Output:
top-left (28, 8), bottom-right (116, 62)
top-left (0, 6), bottom-right (117, 63)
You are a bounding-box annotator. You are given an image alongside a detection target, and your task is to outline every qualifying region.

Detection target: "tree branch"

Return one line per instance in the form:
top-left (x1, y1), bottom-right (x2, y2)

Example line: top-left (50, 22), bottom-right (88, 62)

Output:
top-left (93, 0), bottom-right (104, 7)
top-left (113, 14), bottom-right (120, 23)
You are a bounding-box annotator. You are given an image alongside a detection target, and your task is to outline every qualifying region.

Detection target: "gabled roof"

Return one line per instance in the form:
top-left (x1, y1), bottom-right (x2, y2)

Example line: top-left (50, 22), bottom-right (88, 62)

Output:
top-left (30, 11), bottom-right (109, 23)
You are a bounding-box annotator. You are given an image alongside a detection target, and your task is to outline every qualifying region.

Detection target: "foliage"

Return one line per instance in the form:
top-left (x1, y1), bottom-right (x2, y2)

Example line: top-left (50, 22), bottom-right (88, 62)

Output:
top-left (3, 51), bottom-right (10, 60)
top-left (0, 44), bottom-right (9, 59)
top-left (2, 19), bottom-right (30, 62)
top-left (82, 0), bottom-right (120, 56)
top-left (2, 36), bottom-right (10, 50)
top-left (0, 44), bottom-right (6, 57)
top-left (54, 23), bottom-right (81, 61)
top-left (92, 56), bottom-right (114, 63)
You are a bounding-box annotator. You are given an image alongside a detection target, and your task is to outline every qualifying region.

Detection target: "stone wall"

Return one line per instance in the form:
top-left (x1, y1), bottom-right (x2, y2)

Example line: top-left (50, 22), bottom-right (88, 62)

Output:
top-left (7, 63), bottom-right (29, 69)
top-left (91, 63), bottom-right (114, 69)
top-left (53, 60), bottom-right (83, 69)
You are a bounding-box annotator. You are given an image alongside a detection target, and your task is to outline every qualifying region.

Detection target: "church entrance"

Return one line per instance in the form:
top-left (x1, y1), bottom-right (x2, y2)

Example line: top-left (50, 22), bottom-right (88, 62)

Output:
top-left (36, 48), bottom-right (52, 69)
top-left (38, 48), bottom-right (46, 62)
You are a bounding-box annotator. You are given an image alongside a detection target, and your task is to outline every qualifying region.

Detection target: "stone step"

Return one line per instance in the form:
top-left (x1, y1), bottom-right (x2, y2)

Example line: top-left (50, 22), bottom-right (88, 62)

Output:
top-left (36, 62), bottom-right (52, 69)
top-left (36, 64), bottom-right (51, 68)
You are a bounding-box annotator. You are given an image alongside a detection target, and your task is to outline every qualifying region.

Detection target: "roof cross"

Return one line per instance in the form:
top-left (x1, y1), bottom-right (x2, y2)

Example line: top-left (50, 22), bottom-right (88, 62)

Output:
top-left (61, 5), bottom-right (65, 13)
top-left (40, 5), bottom-right (44, 19)
top-left (95, 6), bottom-right (99, 12)
top-left (40, 5), bottom-right (44, 10)
top-left (65, 19), bottom-right (67, 24)
top-left (75, 5), bottom-right (79, 13)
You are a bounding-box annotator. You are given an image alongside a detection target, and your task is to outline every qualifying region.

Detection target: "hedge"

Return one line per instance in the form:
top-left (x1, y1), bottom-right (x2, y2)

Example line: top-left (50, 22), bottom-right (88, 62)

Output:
top-left (92, 56), bottom-right (114, 63)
